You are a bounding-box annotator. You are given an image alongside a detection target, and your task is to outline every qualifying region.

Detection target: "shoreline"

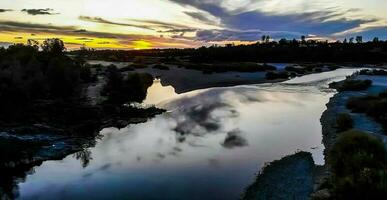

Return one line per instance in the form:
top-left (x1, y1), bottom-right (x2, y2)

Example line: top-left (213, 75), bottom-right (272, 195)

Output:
top-left (313, 73), bottom-right (387, 198)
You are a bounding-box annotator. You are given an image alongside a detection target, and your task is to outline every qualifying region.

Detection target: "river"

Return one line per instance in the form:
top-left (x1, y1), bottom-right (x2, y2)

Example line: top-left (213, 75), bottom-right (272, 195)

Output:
top-left (16, 69), bottom-right (359, 200)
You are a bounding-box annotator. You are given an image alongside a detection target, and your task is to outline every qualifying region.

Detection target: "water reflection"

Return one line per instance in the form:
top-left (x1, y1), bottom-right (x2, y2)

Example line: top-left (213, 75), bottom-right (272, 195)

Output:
top-left (16, 69), bottom-right (359, 200)
top-left (73, 149), bottom-right (93, 168)
top-left (143, 79), bottom-right (178, 105)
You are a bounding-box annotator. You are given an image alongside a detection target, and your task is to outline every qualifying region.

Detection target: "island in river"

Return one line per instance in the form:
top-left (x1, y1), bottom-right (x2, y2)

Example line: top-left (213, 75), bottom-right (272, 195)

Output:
top-left (1, 39), bottom-right (387, 199)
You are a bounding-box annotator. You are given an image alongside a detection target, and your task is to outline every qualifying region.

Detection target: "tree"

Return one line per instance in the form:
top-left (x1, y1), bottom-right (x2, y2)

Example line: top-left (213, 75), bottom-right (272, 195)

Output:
top-left (356, 36), bottom-right (363, 44)
top-left (41, 38), bottom-right (66, 55)
top-left (27, 39), bottom-right (39, 50)
top-left (301, 35), bottom-right (306, 43)
top-left (261, 35), bottom-right (267, 43)
top-left (265, 35), bottom-right (270, 43)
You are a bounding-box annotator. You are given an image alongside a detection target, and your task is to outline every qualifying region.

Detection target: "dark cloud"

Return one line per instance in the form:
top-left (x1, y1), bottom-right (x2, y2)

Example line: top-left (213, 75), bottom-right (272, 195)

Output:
top-left (169, 0), bottom-right (380, 40)
top-left (222, 10), bottom-right (377, 36)
top-left (0, 21), bottom-right (77, 32)
top-left (0, 9), bottom-right (12, 13)
top-left (130, 19), bottom-right (195, 31)
top-left (0, 20), bottom-right (165, 41)
top-left (75, 37), bottom-right (91, 40)
top-left (196, 29), bottom-right (300, 42)
top-left (0, 21), bottom-right (119, 39)
top-left (343, 26), bottom-right (387, 40)
top-left (21, 8), bottom-right (59, 15)
top-left (158, 28), bottom-right (197, 38)
top-left (222, 129), bottom-right (248, 149)
top-left (79, 16), bottom-right (199, 34)
top-left (74, 29), bottom-right (87, 33)
top-left (184, 11), bottom-right (217, 25)
top-left (79, 16), bottom-right (153, 30)
top-left (158, 28), bottom-right (197, 34)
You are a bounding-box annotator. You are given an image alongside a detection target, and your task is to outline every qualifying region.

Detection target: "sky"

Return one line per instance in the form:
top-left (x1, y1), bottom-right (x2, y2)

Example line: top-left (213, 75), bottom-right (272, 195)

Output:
top-left (0, 0), bottom-right (386, 49)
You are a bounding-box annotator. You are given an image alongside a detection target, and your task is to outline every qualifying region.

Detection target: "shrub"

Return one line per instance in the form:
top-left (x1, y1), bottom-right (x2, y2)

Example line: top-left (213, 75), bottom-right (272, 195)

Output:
top-left (329, 130), bottom-right (387, 199)
top-left (359, 69), bottom-right (387, 76)
top-left (336, 113), bottom-right (353, 132)
top-left (101, 66), bottom-right (153, 104)
top-left (265, 71), bottom-right (290, 80)
top-left (329, 79), bottom-right (372, 92)
top-left (153, 64), bottom-right (170, 70)
top-left (346, 91), bottom-right (387, 132)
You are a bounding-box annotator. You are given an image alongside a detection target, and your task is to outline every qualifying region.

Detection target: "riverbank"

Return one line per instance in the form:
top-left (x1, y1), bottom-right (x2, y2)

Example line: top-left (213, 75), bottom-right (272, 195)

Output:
top-left (313, 72), bottom-right (387, 198)
top-left (88, 60), bottom-right (362, 94)
top-left (0, 104), bottom-right (164, 199)
top-left (242, 152), bottom-right (315, 200)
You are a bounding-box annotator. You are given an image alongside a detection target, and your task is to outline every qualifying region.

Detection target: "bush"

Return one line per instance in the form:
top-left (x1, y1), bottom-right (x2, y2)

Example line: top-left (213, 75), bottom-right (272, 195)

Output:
top-left (0, 39), bottom-right (86, 120)
top-left (329, 130), bottom-right (387, 199)
top-left (346, 91), bottom-right (387, 132)
top-left (101, 66), bottom-right (153, 104)
top-left (336, 113), bottom-right (353, 132)
top-left (330, 79), bottom-right (372, 92)
top-left (153, 64), bottom-right (170, 70)
top-left (265, 71), bottom-right (290, 80)
top-left (359, 69), bottom-right (387, 76)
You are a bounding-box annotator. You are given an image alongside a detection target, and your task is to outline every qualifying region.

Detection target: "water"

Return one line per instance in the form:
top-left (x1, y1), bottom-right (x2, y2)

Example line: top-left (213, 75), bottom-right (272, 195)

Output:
top-left (16, 69), bottom-right (359, 200)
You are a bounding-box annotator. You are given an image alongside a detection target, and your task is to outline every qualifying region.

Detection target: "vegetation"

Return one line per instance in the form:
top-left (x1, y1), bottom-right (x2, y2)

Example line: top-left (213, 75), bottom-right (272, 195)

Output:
top-left (72, 37), bottom-right (387, 63)
top-left (346, 91), bottom-right (387, 132)
top-left (336, 113), bottom-right (353, 132)
top-left (101, 65), bottom-right (153, 104)
top-left (328, 130), bottom-right (387, 199)
top-left (172, 62), bottom-right (276, 73)
top-left (265, 71), bottom-right (291, 80)
top-left (359, 69), bottom-right (387, 76)
top-left (0, 39), bottom-right (161, 136)
top-left (329, 79), bottom-right (372, 92)
top-left (153, 64), bottom-right (170, 70)
top-left (0, 39), bottom-right (93, 121)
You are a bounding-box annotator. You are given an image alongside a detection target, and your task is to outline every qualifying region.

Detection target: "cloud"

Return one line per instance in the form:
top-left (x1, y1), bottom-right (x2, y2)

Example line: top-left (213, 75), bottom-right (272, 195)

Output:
top-left (336, 26), bottom-right (387, 40)
top-left (74, 29), bottom-right (87, 33)
top-left (21, 8), bottom-right (59, 15)
top-left (79, 16), bottom-right (202, 36)
top-left (0, 9), bottom-right (12, 13)
top-left (158, 28), bottom-right (197, 34)
top-left (184, 11), bottom-right (218, 25)
top-left (196, 29), bottom-right (301, 42)
top-left (0, 21), bottom-right (78, 32)
top-left (130, 19), bottom-right (194, 30)
top-left (79, 16), bottom-right (153, 30)
top-left (169, 0), bottom-right (383, 40)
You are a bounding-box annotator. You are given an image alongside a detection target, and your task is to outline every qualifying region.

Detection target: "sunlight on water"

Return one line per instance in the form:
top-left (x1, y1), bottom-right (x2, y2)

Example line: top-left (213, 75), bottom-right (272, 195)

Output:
top-left (143, 79), bottom-right (178, 105)
top-left (17, 69), bottom-right (360, 200)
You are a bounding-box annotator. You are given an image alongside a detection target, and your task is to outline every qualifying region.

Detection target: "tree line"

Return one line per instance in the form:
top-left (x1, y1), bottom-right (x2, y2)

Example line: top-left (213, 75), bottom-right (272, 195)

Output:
top-left (73, 36), bottom-right (387, 63)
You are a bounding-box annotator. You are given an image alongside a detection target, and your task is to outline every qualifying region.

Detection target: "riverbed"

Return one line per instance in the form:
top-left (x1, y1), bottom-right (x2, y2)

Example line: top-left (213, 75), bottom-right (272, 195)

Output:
top-left (15, 69), bottom-right (359, 200)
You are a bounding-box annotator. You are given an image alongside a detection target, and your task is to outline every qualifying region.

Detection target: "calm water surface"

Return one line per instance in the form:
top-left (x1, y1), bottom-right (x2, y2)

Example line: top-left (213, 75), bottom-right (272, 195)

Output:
top-left (17, 69), bottom-right (359, 200)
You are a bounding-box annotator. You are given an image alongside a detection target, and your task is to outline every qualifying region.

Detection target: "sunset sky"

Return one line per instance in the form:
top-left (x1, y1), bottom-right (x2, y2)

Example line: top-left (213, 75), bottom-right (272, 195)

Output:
top-left (1, 0), bottom-right (387, 49)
